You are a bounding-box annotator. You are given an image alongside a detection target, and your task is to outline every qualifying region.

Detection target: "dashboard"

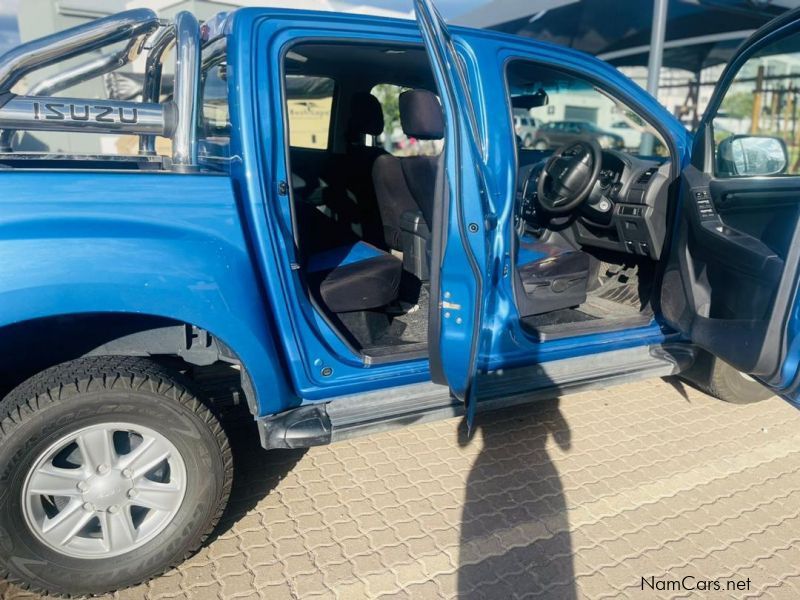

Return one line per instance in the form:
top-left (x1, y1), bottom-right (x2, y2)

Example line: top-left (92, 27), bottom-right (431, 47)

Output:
top-left (516, 149), bottom-right (671, 260)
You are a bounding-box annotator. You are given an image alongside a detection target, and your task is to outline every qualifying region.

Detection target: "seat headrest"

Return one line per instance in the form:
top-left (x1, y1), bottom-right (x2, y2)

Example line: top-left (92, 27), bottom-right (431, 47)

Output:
top-left (399, 89), bottom-right (444, 140)
top-left (348, 92), bottom-right (384, 137)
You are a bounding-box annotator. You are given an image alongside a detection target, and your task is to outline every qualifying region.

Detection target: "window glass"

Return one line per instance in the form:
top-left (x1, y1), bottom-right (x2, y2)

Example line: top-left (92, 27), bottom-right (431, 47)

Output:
top-left (286, 75), bottom-right (335, 149)
top-left (371, 83), bottom-right (443, 157)
top-left (506, 61), bottom-right (668, 157)
top-left (713, 32), bottom-right (800, 176)
top-left (200, 61), bottom-right (231, 141)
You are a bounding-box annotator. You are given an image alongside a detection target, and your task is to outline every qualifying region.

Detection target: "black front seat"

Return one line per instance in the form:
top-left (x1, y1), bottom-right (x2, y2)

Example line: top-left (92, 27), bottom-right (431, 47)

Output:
top-left (372, 89), bottom-right (444, 250)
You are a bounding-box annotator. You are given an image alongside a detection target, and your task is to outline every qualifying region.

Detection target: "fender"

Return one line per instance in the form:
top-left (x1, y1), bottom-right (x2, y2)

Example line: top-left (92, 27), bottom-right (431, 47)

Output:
top-left (0, 170), bottom-right (297, 416)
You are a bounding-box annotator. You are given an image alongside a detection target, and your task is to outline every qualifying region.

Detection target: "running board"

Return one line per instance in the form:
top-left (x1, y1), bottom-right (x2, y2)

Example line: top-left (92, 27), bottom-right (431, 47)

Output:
top-left (257, 343), bottom-right (696, 450)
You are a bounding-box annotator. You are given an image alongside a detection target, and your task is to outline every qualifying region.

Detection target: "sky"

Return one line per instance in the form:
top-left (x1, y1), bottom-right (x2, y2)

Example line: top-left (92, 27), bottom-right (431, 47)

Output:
top-left (0, 0), bottom-right (486, 55)
top-left (0, 0), bottom-right (18, 54)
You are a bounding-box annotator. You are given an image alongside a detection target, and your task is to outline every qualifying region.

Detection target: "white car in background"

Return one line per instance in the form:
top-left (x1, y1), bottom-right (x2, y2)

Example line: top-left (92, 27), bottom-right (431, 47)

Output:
top-left (513, 109), bottom-right (539, 147)
top-left (609, 120), bottom-right (644, 150)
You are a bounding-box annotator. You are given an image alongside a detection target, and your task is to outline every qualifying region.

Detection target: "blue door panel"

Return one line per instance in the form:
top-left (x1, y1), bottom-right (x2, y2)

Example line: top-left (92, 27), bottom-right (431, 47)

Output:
top-left (664, 8), bottom-right (800, 405)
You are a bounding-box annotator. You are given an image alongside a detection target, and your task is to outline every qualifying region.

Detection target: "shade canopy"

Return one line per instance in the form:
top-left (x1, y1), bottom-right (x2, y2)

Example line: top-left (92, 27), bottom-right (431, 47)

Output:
top-left (455, 0), bottom-right (795, 73)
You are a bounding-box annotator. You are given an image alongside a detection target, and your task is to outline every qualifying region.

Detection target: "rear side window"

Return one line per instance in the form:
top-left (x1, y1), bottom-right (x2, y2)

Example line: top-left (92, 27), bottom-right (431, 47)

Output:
top-left (286, 75), bottom-right (335, 149)
top-left (198, 43), bottom-right (231, 171)
top-left (200, 62), bottom-right (231, 141)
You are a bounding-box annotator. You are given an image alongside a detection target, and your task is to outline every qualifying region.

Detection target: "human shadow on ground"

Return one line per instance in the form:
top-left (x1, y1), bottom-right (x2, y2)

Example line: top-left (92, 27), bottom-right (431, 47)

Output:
top-left (458, 398), bottom-right (576, 599)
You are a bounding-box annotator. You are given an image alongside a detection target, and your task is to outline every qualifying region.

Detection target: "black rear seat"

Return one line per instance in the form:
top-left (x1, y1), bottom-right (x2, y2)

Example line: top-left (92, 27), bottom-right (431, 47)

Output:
top-left (306, 240), bottom-right (402, 313)
top-left (293, 92), bottom-right (403, 314)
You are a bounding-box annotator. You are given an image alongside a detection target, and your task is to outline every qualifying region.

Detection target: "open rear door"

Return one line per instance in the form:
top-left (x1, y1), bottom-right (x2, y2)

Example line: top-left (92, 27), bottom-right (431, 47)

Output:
top-left (414, 0), bottom-right (494, 427)
top-left (661, 8), bottom-right (800, 405)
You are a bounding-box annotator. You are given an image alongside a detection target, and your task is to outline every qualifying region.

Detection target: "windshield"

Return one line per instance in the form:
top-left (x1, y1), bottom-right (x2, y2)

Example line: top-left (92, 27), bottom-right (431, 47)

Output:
top-left (507, 61), bottom-right (668, 157)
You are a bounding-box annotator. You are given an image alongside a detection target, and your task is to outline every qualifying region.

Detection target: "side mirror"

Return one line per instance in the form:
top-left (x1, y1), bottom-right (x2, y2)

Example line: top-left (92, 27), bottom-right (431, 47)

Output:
top-left (717, 135), bottom-right (788, 177)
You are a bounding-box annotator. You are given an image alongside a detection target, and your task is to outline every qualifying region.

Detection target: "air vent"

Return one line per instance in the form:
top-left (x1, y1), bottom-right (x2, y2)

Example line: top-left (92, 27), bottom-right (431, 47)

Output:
top-left (636, 167), bottom-right (658, 185)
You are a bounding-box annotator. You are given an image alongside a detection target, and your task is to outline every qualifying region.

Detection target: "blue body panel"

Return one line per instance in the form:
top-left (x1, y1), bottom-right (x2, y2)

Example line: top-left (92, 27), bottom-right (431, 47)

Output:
top-left (0, 8), bottom-right (699, 418)
top-left (0, 171), bottom-right (295, 416)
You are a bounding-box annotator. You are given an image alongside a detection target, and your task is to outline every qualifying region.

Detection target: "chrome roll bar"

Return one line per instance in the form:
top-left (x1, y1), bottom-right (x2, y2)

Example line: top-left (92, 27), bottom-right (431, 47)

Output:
top-left (139, 25), bottom-right (176, 155)
top-left (0, 37), bottom-right (146, 150)
top-left (171, 11), bottom-right (201, 167)
top-left (0, 95), bottom-right (174, 136)
top-left (0, 9), bottom-right (159, 95)
top-left (0, 9), bottom-right (204, 168)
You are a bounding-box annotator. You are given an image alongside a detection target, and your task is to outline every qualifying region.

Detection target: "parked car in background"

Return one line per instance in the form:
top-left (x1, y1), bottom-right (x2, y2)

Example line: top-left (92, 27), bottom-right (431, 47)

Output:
top-left (532, 120), bottom-right (625, 150)
top-left (513, 108), bottom-right (539, 147)
top-left (609, 120), bottom-right (644, 150)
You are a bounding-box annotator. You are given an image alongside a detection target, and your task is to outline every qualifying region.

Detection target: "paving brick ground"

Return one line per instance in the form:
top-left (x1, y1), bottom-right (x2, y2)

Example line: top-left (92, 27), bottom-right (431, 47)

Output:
top-left (2, 376), bottom-right (800, 599)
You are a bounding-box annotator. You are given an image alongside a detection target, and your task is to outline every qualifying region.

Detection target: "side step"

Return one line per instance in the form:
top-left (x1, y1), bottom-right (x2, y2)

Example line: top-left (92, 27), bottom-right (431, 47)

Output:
top-left (258, 343), bottom-right (696, 450)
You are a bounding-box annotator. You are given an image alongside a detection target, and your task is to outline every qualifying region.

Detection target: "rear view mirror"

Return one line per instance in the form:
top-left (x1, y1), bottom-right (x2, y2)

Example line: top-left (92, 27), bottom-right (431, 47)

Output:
top-left (512, 88), bottom-right (549, 110)
top-left (717, 135), bottom-right (788, 177)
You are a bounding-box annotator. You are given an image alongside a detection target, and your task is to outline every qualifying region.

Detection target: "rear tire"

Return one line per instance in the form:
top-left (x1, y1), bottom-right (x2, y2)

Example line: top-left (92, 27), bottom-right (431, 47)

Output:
top-left (0, 357), bottom-right (232, 597)
top-left (684, 353), bottom-right (773, 404)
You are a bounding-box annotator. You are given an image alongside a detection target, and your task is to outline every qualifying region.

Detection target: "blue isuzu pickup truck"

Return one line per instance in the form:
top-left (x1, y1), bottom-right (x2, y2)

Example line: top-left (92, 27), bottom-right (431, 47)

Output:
top-left (1, 0), bottom-right (799, 594)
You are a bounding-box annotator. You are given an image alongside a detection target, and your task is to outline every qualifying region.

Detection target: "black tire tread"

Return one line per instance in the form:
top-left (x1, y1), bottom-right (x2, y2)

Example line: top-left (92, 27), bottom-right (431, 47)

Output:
top-left (0, 356), bottom-right (233, 598)
top-left (698, 357), bottom-right (772, 405)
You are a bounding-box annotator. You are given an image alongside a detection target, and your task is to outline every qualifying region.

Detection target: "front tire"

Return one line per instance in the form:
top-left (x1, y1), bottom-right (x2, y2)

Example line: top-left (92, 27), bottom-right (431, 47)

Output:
top-left (682, 352), bottom-right (773, 404)
top-left (0, 357), bottom-right (232, 596)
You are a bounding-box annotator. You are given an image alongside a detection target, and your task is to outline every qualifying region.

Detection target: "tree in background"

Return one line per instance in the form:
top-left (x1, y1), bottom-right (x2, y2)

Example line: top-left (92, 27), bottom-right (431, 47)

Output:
top-left (721, 90), bottom-right (754, 121)
top-left (372, 84), bottom-right (402, 151)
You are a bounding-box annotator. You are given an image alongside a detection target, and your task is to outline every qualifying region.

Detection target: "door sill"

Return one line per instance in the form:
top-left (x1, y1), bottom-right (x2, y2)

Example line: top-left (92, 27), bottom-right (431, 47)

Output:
top-left (522, 312), bottom-right (654, 341)
top-left (258, 343), bottom-right (696, 450)
top-left (362, 342), bottom-right (428, 365)
top-left (521, 296), bottom-right (654, 341)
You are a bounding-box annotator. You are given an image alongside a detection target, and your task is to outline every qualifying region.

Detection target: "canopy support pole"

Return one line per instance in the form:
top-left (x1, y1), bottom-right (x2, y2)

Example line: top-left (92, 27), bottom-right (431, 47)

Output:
top-left (640, 0), bottom-right (668, 155)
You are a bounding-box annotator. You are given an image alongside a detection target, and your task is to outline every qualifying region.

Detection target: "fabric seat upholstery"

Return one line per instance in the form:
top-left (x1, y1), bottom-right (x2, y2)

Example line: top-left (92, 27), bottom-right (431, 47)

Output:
top-left (307, 241), bottom-right (402, 313)
top-left (339, 92), bottom-right (389, 248)
top-left (372, 89), bottom-right (444, 250)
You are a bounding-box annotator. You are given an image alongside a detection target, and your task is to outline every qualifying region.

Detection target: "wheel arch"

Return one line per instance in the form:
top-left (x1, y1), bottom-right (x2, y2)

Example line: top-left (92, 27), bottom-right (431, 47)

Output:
top-left (0, 311), bottom-right (292, 417)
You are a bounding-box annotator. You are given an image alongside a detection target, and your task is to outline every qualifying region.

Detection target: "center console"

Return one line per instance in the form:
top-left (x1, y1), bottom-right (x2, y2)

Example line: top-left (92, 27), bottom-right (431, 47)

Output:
top-left (575, 161), bottom-right (670, 260)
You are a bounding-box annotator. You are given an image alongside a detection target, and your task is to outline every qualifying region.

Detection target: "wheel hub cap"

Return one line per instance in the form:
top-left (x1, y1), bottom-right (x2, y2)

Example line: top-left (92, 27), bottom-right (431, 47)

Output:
top-left (81, 469), bottom-right (134, 511)
top-left (22, 422), bottom-right (187, 559)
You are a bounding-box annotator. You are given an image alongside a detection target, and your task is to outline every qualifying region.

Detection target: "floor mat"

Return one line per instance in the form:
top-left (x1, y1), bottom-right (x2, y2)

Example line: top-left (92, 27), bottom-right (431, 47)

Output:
top-left (592, 260), bottom-right (650, 309)
top-left (381, 285), bottom-right (429, 344)
top-left (365, 285), bottom-right (430, 357)
top-left (521, 295), bottom-right (652, 340)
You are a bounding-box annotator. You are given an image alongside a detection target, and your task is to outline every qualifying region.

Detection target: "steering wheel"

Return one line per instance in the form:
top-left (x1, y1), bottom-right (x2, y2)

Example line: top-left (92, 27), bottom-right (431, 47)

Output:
top-left (536, 140), bottom-right (603, 214)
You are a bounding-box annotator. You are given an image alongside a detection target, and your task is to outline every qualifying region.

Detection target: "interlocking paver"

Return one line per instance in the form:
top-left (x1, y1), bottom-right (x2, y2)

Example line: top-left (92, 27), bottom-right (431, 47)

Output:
top-left (2, 377), bottom-right (800, 600)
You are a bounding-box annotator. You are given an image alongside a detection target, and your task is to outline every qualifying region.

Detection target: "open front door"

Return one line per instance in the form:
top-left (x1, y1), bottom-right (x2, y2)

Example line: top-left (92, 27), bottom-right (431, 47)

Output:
top-left (414, 0), bottom-right (494, 425)
top-left (662, 8), bottom-right (800, 404)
